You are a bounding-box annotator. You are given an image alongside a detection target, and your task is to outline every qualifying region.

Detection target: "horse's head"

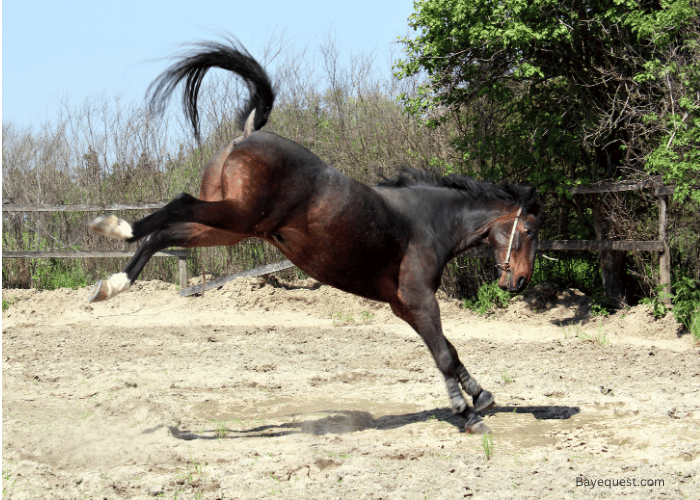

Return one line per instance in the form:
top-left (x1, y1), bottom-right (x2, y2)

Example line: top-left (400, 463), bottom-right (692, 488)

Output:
top-left (487, 186), bottom-right (542, 293)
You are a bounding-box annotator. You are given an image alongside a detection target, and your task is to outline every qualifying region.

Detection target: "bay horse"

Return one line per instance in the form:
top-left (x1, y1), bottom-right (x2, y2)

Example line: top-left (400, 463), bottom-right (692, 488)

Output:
top-left (88, 38), bottom-right (542, 434)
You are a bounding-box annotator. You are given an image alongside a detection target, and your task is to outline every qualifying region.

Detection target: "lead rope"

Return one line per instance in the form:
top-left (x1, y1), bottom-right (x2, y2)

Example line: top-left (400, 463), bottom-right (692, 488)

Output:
top-left (495, 207), bottom-right (522, 273)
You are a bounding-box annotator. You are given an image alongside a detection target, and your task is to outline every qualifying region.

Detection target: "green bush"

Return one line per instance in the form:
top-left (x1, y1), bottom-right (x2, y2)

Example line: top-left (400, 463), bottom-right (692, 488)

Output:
top-left (31, 258), bottom-right (90, 290)
top-left (462, 281), bottom-right (512, 315)
top-left (530, 253), bottom-right (601, 295)
top-left (672, 275), bottom-right (700, 340)
top-left (641, 273), bottom-right (700, 340)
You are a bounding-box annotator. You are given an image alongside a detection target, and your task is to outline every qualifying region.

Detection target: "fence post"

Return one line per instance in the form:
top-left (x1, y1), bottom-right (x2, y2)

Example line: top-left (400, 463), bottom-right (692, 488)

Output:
top-left (178, 252), bottom-right (188, 289)
top-left (657, 193), bottom-right (672, 305)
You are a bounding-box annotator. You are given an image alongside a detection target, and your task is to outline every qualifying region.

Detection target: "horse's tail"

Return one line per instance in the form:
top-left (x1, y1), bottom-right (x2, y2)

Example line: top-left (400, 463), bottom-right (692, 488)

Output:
top-left (147, 36), bottom-right (275, 143)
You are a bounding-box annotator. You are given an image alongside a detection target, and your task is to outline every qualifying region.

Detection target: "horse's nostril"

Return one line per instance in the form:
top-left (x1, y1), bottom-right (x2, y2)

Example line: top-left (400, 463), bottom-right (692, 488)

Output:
top-left (516, 276), bottom-right (527, 290)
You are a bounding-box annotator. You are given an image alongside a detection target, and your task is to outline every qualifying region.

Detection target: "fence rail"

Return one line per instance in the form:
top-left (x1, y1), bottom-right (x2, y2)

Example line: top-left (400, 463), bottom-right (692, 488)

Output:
top-left (2, 202), bottom-right (188, 288)
top-left (2, 250), bottom-right (186, 259)
top-left (2, 202), bottom-right (167, 212)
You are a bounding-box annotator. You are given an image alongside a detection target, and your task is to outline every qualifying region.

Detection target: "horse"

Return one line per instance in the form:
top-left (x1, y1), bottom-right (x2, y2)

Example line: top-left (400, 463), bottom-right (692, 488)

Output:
top-left (88, 38), bottom-right (542, 434)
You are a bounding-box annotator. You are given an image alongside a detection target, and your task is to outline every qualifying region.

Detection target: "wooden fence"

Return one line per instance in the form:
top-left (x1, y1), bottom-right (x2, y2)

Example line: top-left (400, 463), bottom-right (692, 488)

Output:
top-left (2, 178), bottom-right (674, 300)
top-left (2, 202), bottom-right (189, 288)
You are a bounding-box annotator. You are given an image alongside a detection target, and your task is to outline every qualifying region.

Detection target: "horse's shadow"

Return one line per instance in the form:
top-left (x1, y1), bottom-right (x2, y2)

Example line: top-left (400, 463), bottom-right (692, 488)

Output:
top-left (150, 404), bottom-right (580, 441)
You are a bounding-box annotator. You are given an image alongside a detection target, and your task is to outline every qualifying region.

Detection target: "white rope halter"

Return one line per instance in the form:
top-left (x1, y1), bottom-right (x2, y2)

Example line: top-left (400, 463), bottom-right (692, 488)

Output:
top-left (495, 207), bottom-right (522, 273)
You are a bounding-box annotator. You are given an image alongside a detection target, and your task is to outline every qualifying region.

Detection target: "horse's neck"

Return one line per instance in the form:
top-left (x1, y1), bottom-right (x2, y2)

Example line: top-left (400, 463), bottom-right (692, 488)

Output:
top-left (452, 203), bottom-right (513, 256)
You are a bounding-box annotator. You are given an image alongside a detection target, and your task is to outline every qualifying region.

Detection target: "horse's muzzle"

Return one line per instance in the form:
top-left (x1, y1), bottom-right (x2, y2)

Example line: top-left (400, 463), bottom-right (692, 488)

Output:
top-left (498, 273), bottom-right (528, 293)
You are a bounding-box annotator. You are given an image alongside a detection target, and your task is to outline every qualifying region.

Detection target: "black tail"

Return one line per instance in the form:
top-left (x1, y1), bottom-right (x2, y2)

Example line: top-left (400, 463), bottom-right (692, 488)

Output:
top-left (147, 36), bottom-right (275, 142)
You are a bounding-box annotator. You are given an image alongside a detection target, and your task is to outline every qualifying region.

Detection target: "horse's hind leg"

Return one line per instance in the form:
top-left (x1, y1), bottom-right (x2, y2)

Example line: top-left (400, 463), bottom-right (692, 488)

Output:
top-left (89, 223), bottom-right (244, 302)
top-left (90, 191), bottom-right (263, 243)
top-left (88, 195), bottom-right (196, 243)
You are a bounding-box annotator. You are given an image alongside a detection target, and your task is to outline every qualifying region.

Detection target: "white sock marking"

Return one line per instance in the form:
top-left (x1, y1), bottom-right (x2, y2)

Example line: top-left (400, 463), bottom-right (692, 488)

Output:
top-left (89, 215), bottom-right (133, 240)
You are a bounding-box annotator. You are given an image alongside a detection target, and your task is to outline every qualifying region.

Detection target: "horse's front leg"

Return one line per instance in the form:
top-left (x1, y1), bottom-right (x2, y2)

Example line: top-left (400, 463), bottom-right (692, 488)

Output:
top-left (390, 292), bottom-right (492, 434)
top-left (457, 364), bottom-right (495, 412)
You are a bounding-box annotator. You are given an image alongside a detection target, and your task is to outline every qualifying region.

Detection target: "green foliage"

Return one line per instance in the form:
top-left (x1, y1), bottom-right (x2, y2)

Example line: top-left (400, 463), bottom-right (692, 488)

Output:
top-left (397, 0), bottom-right (697, 184)
top-left (589, 290), bottom-right (611, 318)
top-left (672, 275), bottom-right (700, 337)
top-left (646, 119), bottom-right (700, 204)
top-left (641, 274), bottom-right (700, 339)
top-left (689, 310), bottom-right (700, 341)
top-left (640, 285), bottom-right (673, 319)
top-left (531, 255), bottom-right (602, 294)
top-left (31, 259), bottom-right (90, 290)
top-left (462, 281), bottom-right (512, 315)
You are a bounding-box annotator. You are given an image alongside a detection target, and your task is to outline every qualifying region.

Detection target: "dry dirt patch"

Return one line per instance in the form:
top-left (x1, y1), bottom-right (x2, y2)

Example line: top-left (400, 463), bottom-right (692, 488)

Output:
top-left (3, 279), bottom-right (699, 499)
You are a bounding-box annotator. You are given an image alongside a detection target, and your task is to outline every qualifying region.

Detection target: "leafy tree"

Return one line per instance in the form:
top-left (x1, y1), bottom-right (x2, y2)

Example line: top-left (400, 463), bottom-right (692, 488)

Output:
top-left (396, 0), bottom-right (700, 305)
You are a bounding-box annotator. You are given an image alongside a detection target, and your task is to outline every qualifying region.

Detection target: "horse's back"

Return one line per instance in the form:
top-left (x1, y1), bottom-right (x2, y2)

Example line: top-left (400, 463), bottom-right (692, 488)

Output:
top-left (217, 131), bottom-right (410, 300)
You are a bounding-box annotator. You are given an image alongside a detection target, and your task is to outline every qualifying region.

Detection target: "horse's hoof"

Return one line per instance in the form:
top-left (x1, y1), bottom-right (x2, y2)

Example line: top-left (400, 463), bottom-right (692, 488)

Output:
top-left (473, 390), bottom-right (495, 412)
top-left (465, 420), bottom-right (492, 434)
top-left (451, 397), bottom-right (469, 415)
top-left (89, 281), bottom-right (108, 302)
top-left (89, 215), bottom-right (133, 240)
top-left (88, 273), bottom-right (131, 302)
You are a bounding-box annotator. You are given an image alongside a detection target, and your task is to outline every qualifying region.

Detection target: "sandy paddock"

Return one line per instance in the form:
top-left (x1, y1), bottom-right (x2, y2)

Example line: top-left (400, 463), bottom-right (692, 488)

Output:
top-left (2, 277), bottom-right (698, 499)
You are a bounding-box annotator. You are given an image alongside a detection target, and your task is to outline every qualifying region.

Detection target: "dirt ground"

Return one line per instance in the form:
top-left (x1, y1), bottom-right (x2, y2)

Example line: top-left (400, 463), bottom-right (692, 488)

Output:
top-left (2, 277), bottom-right (699, 499)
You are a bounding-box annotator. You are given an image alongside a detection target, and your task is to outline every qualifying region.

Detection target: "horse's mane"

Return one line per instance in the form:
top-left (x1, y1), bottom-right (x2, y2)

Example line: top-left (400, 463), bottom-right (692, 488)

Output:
top-left (377, 169), bottom-right (536, 208)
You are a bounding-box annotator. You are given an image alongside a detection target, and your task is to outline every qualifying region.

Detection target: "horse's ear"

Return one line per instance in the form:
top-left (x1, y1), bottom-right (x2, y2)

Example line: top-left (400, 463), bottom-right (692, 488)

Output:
top-left (243, 109), bottom-right (256, 137)
top-left (524, 186), bottom-right (543, 220)
top-left (526, 186), bottom-right (537, 207)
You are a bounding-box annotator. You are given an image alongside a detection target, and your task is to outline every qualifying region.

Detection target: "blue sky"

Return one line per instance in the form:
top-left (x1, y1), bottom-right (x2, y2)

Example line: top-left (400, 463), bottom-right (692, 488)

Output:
top-left (2, 0), bottom-right (417, 130)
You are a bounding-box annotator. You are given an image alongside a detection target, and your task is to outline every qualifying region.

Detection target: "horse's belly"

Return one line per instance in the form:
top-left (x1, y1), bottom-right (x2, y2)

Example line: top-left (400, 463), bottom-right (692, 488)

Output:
top-left (269, 228), bottom-right (400, 302)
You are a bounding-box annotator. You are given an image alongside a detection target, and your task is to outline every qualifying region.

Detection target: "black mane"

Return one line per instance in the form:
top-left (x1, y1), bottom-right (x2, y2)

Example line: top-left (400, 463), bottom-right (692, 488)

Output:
top-left (377, 169), bottom-right (538, 210)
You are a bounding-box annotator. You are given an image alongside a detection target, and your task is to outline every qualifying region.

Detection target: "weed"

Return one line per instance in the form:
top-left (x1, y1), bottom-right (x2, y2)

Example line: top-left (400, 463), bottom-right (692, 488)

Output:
top-left (2, 468), bottom-right (17, 495)
top-left (482, 434), bottom-right (494, 460)
top-left (183, 454), bottom-right (205, 484)
top-left (331, 311), bottom-right (355, 325)
top-left (562, 323), bottom-right (609, 346)
top-left (595, 322), bottom-right (610, 346)
top-left (214, 420), bottom-right (228, 439)
top-left (360, 310), bottom-right (375, 321)
top-left (501, 370), bottom-right (514, 384)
